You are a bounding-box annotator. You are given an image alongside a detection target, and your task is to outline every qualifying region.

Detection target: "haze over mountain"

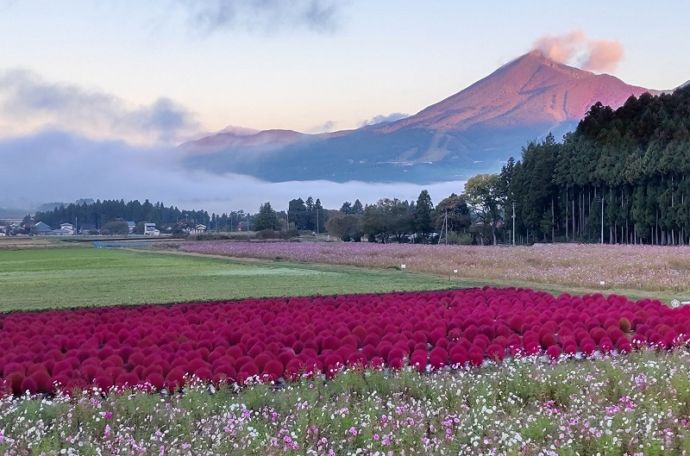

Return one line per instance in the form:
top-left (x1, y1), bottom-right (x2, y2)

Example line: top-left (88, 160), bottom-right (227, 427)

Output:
top-left (184, 50), bottom-right (652, 183)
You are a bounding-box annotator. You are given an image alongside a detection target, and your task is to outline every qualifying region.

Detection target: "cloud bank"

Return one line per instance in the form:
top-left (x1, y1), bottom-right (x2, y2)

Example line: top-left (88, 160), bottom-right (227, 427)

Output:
top-left (179, 0), bottom-right (344, 34)
top-left (0, 69), bottom-right (199, 145)
top-left (0, 131), bottom-right (465, 214)
top-left (533, 31), bottom-right (624, 72)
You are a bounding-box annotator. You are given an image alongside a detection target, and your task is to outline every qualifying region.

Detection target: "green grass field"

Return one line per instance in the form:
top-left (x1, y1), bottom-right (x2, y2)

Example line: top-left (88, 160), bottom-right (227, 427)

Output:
top-left (0, 247), bottom-right (453, 312)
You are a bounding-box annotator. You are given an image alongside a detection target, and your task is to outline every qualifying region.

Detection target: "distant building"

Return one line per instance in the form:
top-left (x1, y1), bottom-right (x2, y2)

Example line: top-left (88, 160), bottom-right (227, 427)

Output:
top-left (31, 221), bottom-right (52, 235)
top-left (59, 223), bottom-right (75, 235)
top-left (143, 222), bottom-right (160, 236)
top-left (187, 224), bottom-right (207, 234)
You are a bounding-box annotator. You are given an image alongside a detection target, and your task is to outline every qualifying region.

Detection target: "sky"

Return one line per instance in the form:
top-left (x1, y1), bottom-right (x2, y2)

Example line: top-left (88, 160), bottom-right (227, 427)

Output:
top-left (0, 0), bottom-right (689, 212)
top-left (1, 0), bottom-right (688, 139)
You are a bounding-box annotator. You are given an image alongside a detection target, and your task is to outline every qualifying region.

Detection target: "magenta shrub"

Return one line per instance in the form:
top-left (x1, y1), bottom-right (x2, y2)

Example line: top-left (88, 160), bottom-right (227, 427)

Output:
top-left (0, 288), bottom-right (688, 396)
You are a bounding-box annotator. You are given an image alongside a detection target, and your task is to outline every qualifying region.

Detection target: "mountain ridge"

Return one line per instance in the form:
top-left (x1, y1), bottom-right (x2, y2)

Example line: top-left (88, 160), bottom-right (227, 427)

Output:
top-left (183, 52), bottom-right (659, 183)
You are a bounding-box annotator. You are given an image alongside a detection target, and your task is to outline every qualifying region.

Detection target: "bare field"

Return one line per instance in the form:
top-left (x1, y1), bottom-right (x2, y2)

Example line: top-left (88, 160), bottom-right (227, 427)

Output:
top-left (179, 241), bottom-right (690, 297)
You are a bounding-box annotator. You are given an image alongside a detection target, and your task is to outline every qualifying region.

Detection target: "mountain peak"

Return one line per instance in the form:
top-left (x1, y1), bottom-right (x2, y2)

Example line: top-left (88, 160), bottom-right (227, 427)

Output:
top-left (374, 51), bottom-right (647, 134)
top-left (516, 49), bottom-right (552, 63)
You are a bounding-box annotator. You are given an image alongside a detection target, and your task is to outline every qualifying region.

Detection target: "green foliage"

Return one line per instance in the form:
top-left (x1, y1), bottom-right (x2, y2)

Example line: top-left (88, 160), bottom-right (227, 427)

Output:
top-left (502, 88), bottom-right (690, 245)
top-left (362, 198), bottom-right (415, 243)
top-left (254, 202), bottom-right (280, 231)
top-left (100, 220), bottom-right (129, 235)
top-left (465, 174), bottom-right (503, 245)
top-left (435, 193), bottom-right (471, 234)
top-left (340, 200), bottom-right (364, 215)
top-left (413, 190), bottom-right (434, 239)
top-left (34, 199), bottom-right (216, 231)
top-left (325, 213), bottom-right (363, 241)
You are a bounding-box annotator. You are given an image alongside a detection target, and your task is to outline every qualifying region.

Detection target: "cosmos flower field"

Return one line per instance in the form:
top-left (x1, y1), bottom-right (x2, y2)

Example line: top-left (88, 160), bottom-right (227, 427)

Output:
top-left (179, 241), bottom-right (690, 294)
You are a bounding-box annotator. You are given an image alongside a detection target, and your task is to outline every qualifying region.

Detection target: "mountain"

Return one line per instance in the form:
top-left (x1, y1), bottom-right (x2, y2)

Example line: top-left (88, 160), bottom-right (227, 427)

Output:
top-left (184, 128), bottom-right (310, 153)
top-left (184, 51), bottom-right (653, 183)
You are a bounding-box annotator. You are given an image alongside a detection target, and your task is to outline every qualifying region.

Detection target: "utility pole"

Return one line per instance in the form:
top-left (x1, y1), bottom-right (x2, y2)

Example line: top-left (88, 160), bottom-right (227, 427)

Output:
top-left (316, 208), bottom-right (319, 235)
top-left (513, 201), bottom-right (515, 247)
top-left (438, 209), bottom-right (449, 245)
top-left (601, 196), bottom-right (604, 244)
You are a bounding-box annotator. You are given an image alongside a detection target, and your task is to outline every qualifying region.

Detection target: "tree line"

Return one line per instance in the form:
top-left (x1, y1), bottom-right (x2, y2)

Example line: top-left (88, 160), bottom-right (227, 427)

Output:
top-left (31, 199), bottom-right (250, 234)
top-left (502, 87), bottom-right (690, 245)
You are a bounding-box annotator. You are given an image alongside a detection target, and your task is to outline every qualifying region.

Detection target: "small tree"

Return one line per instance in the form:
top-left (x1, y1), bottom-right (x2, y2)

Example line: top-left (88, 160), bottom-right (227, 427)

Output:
top-left (254, 202), bottom-right (280, 231)
top-left (413, 190), bottom-right (434, 241)
top-left (435, 193), bottom-right (471, 234)
top-left (351, 199), bottom-right (364, 214)
top-left (325, 214), bottom-right (363, 241)
top-left (465, 174), bottom-right (503, 245)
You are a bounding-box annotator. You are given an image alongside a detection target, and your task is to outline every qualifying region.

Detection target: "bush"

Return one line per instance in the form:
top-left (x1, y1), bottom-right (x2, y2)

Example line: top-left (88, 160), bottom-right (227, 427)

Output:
top-left (193, 232), bottom-right (254, 241)
top-left (253, 229), bottom-right (299, 240)
top-left (326, 214), bottom-right (363, 241)
top-left (101, 221), bottom-right (129, 236)
top-left (447, 232), bottom-right (473, 245)
top-left (280, 229), bottom-right (300, 240)
top-left (255, 229), bottom-right (279, 239)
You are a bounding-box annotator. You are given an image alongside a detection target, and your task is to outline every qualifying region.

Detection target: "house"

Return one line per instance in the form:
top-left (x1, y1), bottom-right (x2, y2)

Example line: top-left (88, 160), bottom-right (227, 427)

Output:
top-left (31, 221), bottom-right (52, 235)
top-left (127, 221), bottom-right (136, 234)
top-left (143, 222), bottom-right (160, 236)
top-left (59, 223), bottom-right (75, 235)
top-left (187, 224), bottom-right (207, 234)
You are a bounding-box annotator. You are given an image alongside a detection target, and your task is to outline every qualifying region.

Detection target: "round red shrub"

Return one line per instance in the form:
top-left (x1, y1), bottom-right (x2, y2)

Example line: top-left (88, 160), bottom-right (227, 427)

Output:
top-left (546, 345), bottom-right (561, 360)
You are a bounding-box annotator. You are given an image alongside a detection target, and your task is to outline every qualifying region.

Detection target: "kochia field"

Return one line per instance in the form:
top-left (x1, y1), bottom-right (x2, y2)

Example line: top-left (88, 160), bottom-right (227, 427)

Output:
top-left (1, 287), bottom-right (687, 396)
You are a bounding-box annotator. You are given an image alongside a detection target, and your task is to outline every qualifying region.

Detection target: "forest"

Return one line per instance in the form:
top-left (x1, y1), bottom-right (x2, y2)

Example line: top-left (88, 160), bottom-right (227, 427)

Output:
top-left (33, 200), bottom-right (223, 232)
top-left (504, 86), bottom-right (690, 245)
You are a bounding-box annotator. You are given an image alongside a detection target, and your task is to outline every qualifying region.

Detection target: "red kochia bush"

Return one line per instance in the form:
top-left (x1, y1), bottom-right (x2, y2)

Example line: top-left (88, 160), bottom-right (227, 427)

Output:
top-left (0, 287), bottom-right (687, 396)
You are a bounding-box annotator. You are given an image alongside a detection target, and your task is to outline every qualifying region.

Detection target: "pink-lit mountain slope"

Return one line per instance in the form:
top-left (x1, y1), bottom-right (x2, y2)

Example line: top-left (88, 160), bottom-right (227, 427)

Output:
top-left (185, 51), bottom-right (657, 182)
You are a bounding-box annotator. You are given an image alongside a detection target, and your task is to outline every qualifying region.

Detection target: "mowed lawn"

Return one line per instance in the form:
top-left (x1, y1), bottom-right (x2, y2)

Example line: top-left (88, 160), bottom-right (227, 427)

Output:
top-left (0, 247), bottom-right (452, 312)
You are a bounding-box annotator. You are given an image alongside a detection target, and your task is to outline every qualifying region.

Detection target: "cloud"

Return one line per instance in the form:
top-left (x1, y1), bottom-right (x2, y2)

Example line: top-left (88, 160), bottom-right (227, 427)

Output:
top-left (0, 131), bottom-right (465, 214)
top-left (581, 41), bottom-right (624, 73)
top-left (532, 31), bottom-right (624, 72)
top-left (0, 69), bottom-right (199, 145)
top-left (179, 0), bottom-right (344, 34)
top-left (359, 112), bottom-right (409, 127)
top-left (306, 120), bottom-right (337, 133)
